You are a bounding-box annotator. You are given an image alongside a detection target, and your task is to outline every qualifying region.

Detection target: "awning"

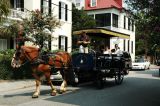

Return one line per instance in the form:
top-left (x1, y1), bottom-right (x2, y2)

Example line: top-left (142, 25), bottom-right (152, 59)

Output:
top-left (73, 28), bottom-right (130, 39)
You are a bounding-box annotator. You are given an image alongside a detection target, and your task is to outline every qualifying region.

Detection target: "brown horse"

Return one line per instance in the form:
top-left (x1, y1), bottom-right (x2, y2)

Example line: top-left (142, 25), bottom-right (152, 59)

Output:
top-left (11, 46), bottom-right (72, 98)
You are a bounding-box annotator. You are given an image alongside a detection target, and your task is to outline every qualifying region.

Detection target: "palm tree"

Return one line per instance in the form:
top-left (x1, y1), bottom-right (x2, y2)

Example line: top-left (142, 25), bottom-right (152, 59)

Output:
top-left (0, 0), bottom-right (10, 23)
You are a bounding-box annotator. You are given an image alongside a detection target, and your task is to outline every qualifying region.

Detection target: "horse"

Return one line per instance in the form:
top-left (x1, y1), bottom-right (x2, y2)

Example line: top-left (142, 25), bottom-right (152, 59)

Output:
top-left (11, 46), bottom-right (72, 98)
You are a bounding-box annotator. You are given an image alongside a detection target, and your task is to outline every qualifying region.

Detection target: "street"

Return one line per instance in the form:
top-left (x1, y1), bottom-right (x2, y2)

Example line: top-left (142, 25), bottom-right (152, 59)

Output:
top-left (0, 69), bottom-right (160, 106)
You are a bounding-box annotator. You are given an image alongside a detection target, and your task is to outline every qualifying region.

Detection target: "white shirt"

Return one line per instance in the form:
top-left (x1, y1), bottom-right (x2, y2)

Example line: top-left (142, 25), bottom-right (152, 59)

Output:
top-left (103, 50), bottom-right (110, 54)
top-left (115, 49), bottom-right (123, 54)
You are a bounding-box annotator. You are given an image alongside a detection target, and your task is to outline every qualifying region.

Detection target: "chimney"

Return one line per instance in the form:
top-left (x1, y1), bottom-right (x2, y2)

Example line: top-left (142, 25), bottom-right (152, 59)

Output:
top-left (115, 0), bottom-right (122, 7)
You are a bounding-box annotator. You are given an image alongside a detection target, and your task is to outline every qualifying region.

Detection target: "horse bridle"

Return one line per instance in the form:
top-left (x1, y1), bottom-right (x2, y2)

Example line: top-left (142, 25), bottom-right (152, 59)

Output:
top-left (15, 48), bottom-right (39, 67)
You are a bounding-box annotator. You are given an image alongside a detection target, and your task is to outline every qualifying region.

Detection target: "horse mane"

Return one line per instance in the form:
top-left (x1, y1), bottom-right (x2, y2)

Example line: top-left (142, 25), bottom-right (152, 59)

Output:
top-left (21, 46), bottom-right (39, 52)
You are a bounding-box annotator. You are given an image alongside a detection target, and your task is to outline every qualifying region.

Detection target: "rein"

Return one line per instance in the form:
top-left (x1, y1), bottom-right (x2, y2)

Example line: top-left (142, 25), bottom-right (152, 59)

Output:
top-left (18, 48), bottom-right (40, 66)
top-left (15, 47), bottom-right (68, 68)
top-left (20, 59), bottom-right (30, 66)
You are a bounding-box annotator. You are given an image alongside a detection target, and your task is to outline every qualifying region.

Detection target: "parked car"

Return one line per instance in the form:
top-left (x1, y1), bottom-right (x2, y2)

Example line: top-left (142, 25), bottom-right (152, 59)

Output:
top-left (50, 71), bottom-right (63, 82)
top-left (41, 71), bottom-right (63, 85)
top-left (132, 58), bottom-right (150, 70)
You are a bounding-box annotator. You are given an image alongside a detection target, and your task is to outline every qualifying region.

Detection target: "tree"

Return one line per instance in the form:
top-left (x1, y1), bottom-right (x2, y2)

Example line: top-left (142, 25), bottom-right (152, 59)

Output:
top-left (72, 4), bottom-right (96, 31)
top-left (22, 9), bottom-right (61, 49)
top-left (0, 21), bottom-right (19, 38)
top-left (125, 0), bottom-right (160, 58)
top-left (0, 0), bottom-right (17, 38)
top-left (0, 0), bottom-right (10, 23)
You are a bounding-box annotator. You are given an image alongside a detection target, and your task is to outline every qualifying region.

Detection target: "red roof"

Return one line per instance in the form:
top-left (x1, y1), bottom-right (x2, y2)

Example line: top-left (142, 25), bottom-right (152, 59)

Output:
top-left (85, 0), bottom-right (123, 11)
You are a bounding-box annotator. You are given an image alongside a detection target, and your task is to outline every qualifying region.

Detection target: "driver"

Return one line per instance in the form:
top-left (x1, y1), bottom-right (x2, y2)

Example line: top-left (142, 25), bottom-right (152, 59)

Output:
top-left (77, 32), bottom-right (90, 53)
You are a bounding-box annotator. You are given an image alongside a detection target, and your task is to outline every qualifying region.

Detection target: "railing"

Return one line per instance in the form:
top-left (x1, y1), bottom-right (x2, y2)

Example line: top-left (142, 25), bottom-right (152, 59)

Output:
top-left (8, 8), bottom-right (30, 20)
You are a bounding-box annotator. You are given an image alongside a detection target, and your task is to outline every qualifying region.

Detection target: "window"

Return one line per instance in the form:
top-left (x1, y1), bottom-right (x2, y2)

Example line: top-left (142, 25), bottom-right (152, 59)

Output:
top-left (59, 36), bottom-right (68, 51)
top-left (112, 14), bottom-right (118, 28)
top-left (91, 0), bottom-right (97, 7)
top-left (95, 13), bottom-right (111, 27)
top-left (41, 0), bottom-right (48, 14)
top-left (10, 0), bottom-right (24, 11)
top-left (0, 39), bottom-right (7, 51)
top-left (59, 2), bottom-right (68, 21)
top-left (76, 0), bottom-right (80, 7)
top-left (124, 16), bottom-right (126, 29)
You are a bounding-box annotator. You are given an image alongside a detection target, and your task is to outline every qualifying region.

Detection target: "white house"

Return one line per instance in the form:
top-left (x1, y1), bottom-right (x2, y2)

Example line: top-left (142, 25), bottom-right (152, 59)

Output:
top-left (73, 0), bottom-right (135, 61)
top-left (0, 0), bottom-right (72, 52)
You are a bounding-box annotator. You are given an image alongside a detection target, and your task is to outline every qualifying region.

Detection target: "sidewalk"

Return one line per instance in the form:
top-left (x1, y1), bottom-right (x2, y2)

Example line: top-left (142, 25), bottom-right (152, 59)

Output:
top-left (0, 79), bottom-right (35, 92)
top-left (150, 64), bottom-right (160, 69)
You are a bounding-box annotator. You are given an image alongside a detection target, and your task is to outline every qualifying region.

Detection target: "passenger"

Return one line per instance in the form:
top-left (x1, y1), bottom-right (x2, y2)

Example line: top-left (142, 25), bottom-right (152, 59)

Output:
top-left (77, 32), bottom-right (90, 53)
top-left (114, 44), bottom-right (119, 51)
top-left (111, 49), bottom-right (116, 54)
top-left (103, 46), bottom-right (111, 54)
top-left (115, 47), bottom-right (123, 55)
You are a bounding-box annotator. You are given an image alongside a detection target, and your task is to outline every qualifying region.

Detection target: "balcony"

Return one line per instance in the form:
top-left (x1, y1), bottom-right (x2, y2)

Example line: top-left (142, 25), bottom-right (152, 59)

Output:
top-left (8, 8), bottom-right (29, 21)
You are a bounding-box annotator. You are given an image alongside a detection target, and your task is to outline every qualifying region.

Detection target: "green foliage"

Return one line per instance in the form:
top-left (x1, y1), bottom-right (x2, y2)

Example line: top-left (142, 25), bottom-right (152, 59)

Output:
top-left (72, 4), bottom-right (96, 31)
top-left (0, 0), bottom-right (10, 23)
top-left (0, 49), bottom-right (33, 80)
top-left (0, 0), bottom-right (15, 38)
top-left (0, 49), bottom-right (14, 79)
top-left (125, 0), bottom-right (160, 56)
top-left (0, 20), bottom-right (19, 38)
top-left (22, 9), bottom-right (61, 48)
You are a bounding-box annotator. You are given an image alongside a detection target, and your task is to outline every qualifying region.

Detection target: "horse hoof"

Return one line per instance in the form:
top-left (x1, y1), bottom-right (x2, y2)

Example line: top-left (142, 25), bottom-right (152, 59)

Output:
top-left (32, 95), bottom-right (39, 98)
top-left (58, 89), bottom-right (66, 94)
top-left (51, 92), bottom-right (56, 96)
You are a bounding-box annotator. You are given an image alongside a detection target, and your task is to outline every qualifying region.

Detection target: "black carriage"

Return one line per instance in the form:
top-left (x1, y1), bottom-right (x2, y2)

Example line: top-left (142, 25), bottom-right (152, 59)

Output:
top-left (71, 50), bottom-right (132, 88)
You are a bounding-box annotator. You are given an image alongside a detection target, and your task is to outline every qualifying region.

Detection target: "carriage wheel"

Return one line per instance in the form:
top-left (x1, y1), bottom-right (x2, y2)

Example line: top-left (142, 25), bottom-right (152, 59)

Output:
top-left (115, 70), bottom-right (124, 85)
top-left (95, 72), bottom-right (104, 89)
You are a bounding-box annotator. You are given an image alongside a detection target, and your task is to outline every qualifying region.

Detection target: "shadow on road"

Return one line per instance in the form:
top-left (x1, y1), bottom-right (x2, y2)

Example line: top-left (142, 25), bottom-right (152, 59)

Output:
top-left (44, 75), bottom-right (160, 106)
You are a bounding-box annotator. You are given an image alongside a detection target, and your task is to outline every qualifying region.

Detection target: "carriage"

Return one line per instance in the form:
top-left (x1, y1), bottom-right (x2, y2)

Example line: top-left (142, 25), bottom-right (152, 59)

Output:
top-left (11, 45), bottom-right (132, 98)
top-left (71, 49), bottom-right (132, 88)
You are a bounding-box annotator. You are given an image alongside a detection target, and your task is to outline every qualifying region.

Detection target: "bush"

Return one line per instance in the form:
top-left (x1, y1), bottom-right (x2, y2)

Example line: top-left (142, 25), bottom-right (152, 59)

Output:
top-left (0, 49), bottom-right (14, 79)
top-left (0, 49), bottom-right (33, 80)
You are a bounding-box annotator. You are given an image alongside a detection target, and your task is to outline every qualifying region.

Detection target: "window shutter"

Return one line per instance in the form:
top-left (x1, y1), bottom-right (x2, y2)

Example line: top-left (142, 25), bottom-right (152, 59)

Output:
top-left (123, 39), bottom-right (125, 51)
top-left (48, 36), bottom-right (51, 50)
top-left (59, 2), bottom-right (61, 19)
top-left (49, 0), bottom-right (52, 16)
top-left (128, 40), bottom-right (130, 52)
top-left (10, 0), bottom-right (14, 8)
top-left (41, 0), bottom-right (43, 13)
top-left (65, 37), bottom-right (68, 51)
top-left (58, 36), bottom-right (61, 49)
top-left (20, 0), bottom-right (24, 11)
top-left (124, 16), bottom-right (126, 29)
top-left (10, 38), bottom-right (14, 49)
top-left (131, 41), bottom-right (133, 53)
top-left (65, 4), bottom-right (68, 21)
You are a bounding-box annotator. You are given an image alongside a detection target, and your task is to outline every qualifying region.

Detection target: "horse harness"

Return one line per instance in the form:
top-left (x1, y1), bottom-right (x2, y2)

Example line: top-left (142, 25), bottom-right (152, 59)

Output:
top-left (16, 48), bottom-right (67, 73)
